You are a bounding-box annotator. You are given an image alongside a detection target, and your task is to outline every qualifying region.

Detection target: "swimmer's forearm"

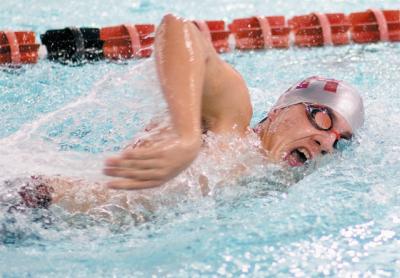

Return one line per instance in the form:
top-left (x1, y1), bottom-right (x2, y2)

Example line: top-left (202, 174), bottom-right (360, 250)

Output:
top-left (155, 14), bottom-right (208, 142)
top-left (103, 15), bottom-right (211, 189)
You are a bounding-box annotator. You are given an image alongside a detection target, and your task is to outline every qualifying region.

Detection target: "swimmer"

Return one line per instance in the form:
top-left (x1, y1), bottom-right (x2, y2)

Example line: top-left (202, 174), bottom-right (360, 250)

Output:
top-left (103, 14), bottom-right (365, 190)
top-left (1, 15), bottom-right (364, 214)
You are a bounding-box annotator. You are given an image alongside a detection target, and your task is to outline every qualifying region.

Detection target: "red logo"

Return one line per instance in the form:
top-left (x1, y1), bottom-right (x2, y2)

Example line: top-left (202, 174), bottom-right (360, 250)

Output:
top-left (324, 81), bottom-right (338, 93)
top-left (296, 81), bottom-right (309, 89)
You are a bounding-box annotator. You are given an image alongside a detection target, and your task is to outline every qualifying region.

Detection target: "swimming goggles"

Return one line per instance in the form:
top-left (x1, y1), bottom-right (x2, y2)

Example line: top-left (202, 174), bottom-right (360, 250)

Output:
top-left (303, 103), bottom-right (352, 148)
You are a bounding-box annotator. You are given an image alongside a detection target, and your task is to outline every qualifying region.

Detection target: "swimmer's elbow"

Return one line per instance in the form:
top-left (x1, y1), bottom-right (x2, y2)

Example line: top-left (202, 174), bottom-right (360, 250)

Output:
top-left (161, 14), bottom-right (179, 23)
top-left (159, 14), bottom-right (203, 41)
top-left (157, 14), bottom-right (210, 60)
top-left (157, 14), bottom-right (194, 45)
top-left (160, 14), bottom-right (186, 30)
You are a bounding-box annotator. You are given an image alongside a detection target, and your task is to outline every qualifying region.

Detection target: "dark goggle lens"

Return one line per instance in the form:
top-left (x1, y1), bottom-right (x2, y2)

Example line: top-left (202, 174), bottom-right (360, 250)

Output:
top-left (306, 105), bottom-right (333, 131)
top-left (312, 109), bottom-right (332, 130)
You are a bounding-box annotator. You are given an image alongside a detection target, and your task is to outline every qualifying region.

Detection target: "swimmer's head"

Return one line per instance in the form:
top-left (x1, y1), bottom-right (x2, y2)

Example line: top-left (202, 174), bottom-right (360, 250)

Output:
top-left (256, 76), bottom-right (364, 167)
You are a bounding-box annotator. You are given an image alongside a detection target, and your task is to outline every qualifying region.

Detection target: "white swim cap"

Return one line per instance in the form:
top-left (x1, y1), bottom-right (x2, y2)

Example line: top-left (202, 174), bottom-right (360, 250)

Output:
top-left (272, 76), bottom-right (365, 132)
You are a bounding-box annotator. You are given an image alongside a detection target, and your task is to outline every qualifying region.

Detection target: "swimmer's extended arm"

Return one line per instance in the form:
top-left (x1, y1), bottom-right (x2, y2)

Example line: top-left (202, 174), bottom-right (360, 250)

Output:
top-left (104, 15), bottom-right (206, 189)
top-left (103, 14), bottom-right (252, 190)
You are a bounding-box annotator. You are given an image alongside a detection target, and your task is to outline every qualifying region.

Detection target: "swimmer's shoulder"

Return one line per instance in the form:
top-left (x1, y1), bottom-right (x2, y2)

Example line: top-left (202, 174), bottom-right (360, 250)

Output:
top-left (163, 14), bottom-right (253, 134)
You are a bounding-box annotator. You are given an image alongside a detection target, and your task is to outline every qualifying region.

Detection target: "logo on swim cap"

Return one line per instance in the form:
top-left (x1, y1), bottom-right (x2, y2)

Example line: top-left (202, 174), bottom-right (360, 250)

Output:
top-left (323, 81), bottom-right (339, 93)
top-left (272, 76), bottom-right (365, 132)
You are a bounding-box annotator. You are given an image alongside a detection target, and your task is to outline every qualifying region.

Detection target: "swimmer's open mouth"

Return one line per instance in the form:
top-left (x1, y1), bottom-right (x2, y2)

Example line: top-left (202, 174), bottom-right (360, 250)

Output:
top-left (285, 148), bottom-right (311, 167)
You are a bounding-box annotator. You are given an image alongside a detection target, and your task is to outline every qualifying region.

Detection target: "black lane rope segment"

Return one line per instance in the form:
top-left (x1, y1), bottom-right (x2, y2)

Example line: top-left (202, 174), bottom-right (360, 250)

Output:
top-left (40, 27), bottom-right (104, 64)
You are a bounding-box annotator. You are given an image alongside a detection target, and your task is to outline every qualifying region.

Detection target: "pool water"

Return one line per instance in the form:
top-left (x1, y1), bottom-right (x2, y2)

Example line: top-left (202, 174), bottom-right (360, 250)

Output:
top-left (1, 0), bottom-right (400, 276)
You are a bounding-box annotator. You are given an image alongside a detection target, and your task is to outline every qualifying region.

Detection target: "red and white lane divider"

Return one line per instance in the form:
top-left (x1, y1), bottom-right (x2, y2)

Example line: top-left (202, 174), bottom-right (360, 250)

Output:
top-left (0, 31), bottom-right (39, 65)
top-left (0, 9), bottom-right (399, 66)
top-left (289, 13), bottom-right (350, 47)
top-left (229, 16), bottom-right (290, 49)
top-left (349, 9), bottom-right (400, 43)
top-left (100, 24), bottom-right (155, 59)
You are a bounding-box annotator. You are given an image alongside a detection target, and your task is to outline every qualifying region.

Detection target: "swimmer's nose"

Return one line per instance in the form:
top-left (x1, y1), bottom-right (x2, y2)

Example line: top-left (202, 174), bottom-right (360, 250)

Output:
top-left (314, 132), bottom-right (338, 155)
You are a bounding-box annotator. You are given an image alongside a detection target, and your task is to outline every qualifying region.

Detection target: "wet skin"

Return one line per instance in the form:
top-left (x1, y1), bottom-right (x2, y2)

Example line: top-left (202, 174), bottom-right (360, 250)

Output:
top-left (103, 14), bottom-right (353, 190)
top-left (257, 104), bottom-right (353, 167)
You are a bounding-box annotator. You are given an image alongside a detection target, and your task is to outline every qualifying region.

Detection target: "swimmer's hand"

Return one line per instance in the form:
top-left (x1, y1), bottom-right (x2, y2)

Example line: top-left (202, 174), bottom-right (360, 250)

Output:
top-left (103, 137), bottom-right (201, 190)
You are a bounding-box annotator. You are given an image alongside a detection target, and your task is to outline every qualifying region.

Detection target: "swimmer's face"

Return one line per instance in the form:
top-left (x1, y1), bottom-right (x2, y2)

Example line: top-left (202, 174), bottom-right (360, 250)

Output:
top-left (259, 103), bottom-right (353, 166)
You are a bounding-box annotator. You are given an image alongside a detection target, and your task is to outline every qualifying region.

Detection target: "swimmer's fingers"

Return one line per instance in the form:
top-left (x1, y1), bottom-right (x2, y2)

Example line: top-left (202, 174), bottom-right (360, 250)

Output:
top-left (103, 168), bottom-right (166, 180)
top-left (103, 137), bottom-right (201, 190)
top-left (107, 178), bottom-right (162, 190)
top-left (114, 148), bottom-right (164, 160)
top-left (119, 140), bottom-right (181, 160)
top-left (104, 157), bottom-right (162, 169)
